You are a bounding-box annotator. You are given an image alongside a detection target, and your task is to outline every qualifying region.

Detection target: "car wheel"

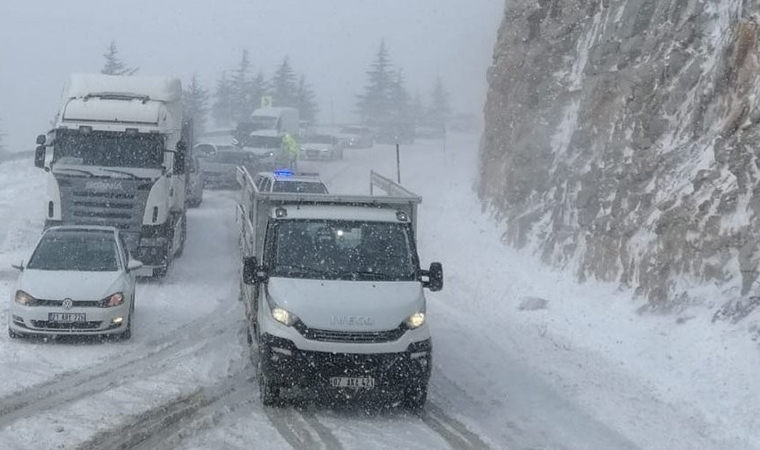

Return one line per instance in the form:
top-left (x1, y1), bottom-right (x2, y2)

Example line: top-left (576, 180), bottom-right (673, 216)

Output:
top-left (8, 328), bottom-right (23, 339)
top-left (403, 383), bottom-right (428, 412)
top-left (120, 298), bottom-right (134, 341)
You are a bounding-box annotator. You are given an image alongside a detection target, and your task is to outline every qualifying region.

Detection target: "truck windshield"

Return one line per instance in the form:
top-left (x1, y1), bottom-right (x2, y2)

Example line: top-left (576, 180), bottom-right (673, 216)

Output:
top-left (251, 116), bottom-right (279, 130)
top-left (271, 220), bottom-right (417, 281)
top-left (53, 129), bottom-right (164, 169)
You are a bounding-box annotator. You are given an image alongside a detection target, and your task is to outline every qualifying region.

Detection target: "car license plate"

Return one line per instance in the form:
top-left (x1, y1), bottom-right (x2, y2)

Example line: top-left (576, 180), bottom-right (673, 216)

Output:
top-left (330, 377), bottom-right (375, 389)
top-left (49, 313), bottom-right (86, 323)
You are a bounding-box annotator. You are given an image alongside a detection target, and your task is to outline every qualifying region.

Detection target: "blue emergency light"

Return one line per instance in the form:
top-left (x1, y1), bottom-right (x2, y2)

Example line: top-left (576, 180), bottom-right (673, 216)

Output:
top-left (274, 169), bottom-right (294, 177)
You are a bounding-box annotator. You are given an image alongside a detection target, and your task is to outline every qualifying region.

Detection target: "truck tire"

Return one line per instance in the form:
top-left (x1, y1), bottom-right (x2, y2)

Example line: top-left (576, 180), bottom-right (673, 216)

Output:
top-left (403, 383), bottom-right (428, 412)
top-left (257, 352), bottom-right (279, 406)
top-left (174, 213), bottom-right (187, 258)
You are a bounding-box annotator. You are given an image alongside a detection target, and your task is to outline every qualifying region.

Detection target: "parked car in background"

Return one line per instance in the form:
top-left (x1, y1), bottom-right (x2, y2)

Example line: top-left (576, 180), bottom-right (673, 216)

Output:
top-left (300, 134), bottom-right (344, 161)
top-left (186, 155), bottom-right (204, 208)
top-left (376, 122), bottom-right (416, 145)
top-left (8, 226), bottom-right (141, 340)
top-left (337, 126), bottom-right (374, 149)
top-left (199, 149), bottom-right (260, 189)
top-left (252, 169), bottom-right (329, 194)
top-left (194, 142), bottom-right (235, 158)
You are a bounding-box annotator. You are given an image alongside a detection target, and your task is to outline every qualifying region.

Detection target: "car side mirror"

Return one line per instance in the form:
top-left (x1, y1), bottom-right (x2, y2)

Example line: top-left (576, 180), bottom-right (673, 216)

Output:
top-left (36, 134), bottom-right (47, 145)
top-left (126, 259), bottom-right (143, 272)
top-left (423, 262), bottom-right (443, 292)
top-left (34, 145), bottom-right (46, 169)
top-left (243, 256), bottom-right (266, 285)
top-left (11, 261), bottom-right (24, 272)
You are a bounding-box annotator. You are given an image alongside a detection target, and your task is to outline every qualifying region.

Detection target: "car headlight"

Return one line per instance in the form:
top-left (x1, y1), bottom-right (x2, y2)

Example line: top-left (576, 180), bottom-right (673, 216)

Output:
top-left (405, 312), bottom-right (426, 329)
top-left (15, 290), bottom-right (36, 306)
top-left (101, 292), bottom-right (124, 308)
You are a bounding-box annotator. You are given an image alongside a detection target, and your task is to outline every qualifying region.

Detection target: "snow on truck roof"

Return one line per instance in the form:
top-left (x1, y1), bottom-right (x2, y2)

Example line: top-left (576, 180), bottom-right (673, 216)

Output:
top-left (67, 74), bottom-right (182, 102)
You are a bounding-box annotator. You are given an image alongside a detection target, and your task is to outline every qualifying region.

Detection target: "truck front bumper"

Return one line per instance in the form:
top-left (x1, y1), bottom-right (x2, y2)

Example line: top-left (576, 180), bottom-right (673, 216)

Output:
top-left (259, 334), bottom-right (432, 394)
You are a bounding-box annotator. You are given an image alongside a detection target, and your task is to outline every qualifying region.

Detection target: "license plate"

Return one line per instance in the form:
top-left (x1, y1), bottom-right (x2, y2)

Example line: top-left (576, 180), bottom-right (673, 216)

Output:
top-left (330, 377), bottom-right (375, 389)
top-left (49, 313), bottom-right (86, 323)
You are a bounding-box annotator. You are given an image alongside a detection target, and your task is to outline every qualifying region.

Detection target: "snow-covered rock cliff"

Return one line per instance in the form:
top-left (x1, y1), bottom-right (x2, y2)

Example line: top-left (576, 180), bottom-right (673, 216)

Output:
top-left (480, 0), bottom-right (760, 306)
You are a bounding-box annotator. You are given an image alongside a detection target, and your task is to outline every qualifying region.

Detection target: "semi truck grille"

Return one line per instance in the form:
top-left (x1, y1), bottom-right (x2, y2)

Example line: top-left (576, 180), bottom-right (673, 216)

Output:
top-left (56, 175), bottom-right (151, 235)
top-left (294, 322), bottom-right (406, 343)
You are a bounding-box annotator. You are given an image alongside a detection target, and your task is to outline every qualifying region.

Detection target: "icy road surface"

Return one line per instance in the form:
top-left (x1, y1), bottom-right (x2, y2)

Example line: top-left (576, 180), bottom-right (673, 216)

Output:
top-left (0, 134), bottom-right (754, 450)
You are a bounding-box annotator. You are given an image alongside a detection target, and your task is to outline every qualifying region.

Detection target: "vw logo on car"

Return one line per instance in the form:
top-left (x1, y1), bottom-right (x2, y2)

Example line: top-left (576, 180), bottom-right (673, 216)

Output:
top-left (62, 298), bottom-right (73, 310)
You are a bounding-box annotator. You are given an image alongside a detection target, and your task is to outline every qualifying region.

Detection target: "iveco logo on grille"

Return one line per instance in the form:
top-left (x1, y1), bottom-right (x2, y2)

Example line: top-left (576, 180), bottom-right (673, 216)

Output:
top-left (85, 180), bottom-right (124, 191)
top-left (331, 315), bottom-right (374, 326)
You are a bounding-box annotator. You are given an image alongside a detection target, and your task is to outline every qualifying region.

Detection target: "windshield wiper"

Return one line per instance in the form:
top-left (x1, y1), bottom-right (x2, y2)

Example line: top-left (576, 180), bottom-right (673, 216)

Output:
top-left (54, 167), bottom-right (97, 177)
top-left (353, 270), bottom-right (402, 280)
top-left (276, 265), bottom-right (329, 277)
top-left (100, 168), bottom-right (141, 179)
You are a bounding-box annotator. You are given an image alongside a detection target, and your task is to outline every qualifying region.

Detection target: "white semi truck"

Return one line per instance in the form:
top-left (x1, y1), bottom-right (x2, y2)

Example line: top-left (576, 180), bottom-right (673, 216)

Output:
top-left (236, 167), bottom-right (443, 409)
top-left (34, 74), bottom-right (191, 277)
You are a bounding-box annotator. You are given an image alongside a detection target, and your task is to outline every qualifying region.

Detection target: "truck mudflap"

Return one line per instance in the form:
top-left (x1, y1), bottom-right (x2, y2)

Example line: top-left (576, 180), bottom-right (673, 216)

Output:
top-left (258, 334), bottom-right (432, 396)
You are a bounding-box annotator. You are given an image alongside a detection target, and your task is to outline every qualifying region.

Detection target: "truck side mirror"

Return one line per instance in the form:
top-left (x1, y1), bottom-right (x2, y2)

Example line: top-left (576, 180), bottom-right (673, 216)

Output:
top-left (423, 262), bottom-right (443, 292)
top-left (243, 256), bottom-right (261, 285)
top-left (174, 141), bottom-right (187, 174)
top-left (34, 145), bottom-right (46, 169)
top-left (36, 134), bottom-right (47, 145)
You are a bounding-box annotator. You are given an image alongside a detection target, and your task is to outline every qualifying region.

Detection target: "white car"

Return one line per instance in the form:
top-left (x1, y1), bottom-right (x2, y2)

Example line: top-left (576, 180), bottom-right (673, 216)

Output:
top-left (8, 226), bottom-right (142, 340)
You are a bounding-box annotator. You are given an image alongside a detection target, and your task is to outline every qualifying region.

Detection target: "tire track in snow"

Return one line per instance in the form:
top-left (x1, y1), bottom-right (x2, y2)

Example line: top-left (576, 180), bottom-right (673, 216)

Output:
top-left (418, 403), bottom-right (493, 450)
top-left (0, 304), bottom-right (237, 430)
top-left (265, 407), bottom-right (345, 450)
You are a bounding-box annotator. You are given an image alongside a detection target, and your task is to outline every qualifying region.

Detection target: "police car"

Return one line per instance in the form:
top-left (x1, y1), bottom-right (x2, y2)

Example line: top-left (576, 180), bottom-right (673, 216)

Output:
top-left (252, 170), bottom-right (329, 194)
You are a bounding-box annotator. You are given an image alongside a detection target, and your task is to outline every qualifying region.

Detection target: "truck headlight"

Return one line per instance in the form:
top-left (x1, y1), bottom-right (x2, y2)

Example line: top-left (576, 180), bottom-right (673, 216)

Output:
top-left (15, 290), bottom-right (36, 306)
top-left (271, 307), bottom-right (298, 327)
top-left (405, 312), bottom-right (426, 329)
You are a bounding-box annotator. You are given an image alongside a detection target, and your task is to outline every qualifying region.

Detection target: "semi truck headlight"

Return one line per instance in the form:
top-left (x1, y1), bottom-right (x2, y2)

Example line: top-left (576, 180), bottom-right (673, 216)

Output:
top-left (271, 307), bottom-right (298, 327)
top-left (405, 312), bottom-right (426, 329)
top-left (15, 290), bottom-right (36, 306)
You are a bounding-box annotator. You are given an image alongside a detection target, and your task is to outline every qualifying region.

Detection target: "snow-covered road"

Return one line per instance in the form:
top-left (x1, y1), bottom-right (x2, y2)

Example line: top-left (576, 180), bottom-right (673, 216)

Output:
top-left (0, 134), bottom-right (755, 450)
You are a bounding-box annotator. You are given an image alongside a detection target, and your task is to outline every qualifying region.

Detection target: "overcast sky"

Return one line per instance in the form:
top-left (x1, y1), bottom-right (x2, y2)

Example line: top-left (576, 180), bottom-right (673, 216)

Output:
top-left (0, 0), bottom-right (503, 150)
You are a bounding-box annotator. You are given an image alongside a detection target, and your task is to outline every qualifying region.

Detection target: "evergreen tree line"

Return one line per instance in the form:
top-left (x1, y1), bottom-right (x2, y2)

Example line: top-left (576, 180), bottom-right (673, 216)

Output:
top-left (99, 41), bottom-right (452, 136)
top-left (356, 41), bottom-right (452, 130)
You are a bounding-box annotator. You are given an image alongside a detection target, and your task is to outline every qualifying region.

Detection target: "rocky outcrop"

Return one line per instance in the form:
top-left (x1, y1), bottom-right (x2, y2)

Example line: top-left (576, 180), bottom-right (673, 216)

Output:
top-left (480, 0), bottom-right (760, 307)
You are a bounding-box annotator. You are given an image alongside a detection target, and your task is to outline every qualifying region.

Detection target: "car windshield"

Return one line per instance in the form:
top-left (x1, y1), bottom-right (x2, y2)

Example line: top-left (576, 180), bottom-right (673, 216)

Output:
top-left (241, 135), bottom-right (282, 149)
top-left (304, 135), bottom-right (336, 145)
top-left (53, 129), bottom-right (164, 169)
top-left (27, 232), bottom-right (118, 272)
top-left (270, 220), bottom-right (416, 281)
top-left (208, 151), bottom-right (255, 164)
top-left (272, 181), bottom-right (328, 193)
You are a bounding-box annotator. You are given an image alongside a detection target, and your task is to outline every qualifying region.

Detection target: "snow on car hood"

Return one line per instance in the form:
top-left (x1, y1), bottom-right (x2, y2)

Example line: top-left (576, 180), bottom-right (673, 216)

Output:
top-left (267, 277), bottom-right (425, 331)
top-left (18, 270), bottom-right (125, 301)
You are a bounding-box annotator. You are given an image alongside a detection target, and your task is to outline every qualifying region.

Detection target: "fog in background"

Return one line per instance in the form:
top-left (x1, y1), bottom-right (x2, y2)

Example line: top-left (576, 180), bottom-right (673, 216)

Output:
top-left (0, 0), bottom-right (503, 150)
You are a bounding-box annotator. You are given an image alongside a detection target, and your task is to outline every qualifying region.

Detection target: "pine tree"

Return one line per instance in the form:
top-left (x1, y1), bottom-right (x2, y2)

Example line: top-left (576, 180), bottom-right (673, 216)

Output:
top-left (183, 74), bottom-right (210, 134)
top-left (390, 69), bottom-right (411, 124)
top-left (429, 76), bottom-right (452, 128)
top-left (250, 71), bottom-right (268, 111)
top-left (212, 71), bottom-right (234, 126)
top-left (271, 57), bottom-right (299, 108)
top-left (296, 75), bottom-right (319, 123)
top-left (228, 50), bottom-right (254, 123)
top-left (101, 41), bottom-right (138, 76)
top-left (356, 41), bottom-right (395, 126)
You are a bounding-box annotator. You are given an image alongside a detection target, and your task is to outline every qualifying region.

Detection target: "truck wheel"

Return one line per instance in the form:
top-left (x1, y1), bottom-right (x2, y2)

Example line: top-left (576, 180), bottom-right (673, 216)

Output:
top-left (257, 355), bottom-right (279, 406)
top-left (174, 213), bottom-right (187, 258)
top-left (403, 383), bottom-right (428, 412)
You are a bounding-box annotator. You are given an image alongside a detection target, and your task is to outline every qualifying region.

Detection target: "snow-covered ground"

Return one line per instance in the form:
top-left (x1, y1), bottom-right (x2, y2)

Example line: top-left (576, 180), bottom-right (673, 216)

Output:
top-left (0, 134), bottom-right (757, 449)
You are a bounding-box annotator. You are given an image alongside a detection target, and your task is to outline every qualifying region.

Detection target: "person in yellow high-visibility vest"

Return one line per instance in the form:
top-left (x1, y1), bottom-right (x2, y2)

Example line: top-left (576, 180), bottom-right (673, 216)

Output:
top-left (280, 133), bottom-right (300, 170)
